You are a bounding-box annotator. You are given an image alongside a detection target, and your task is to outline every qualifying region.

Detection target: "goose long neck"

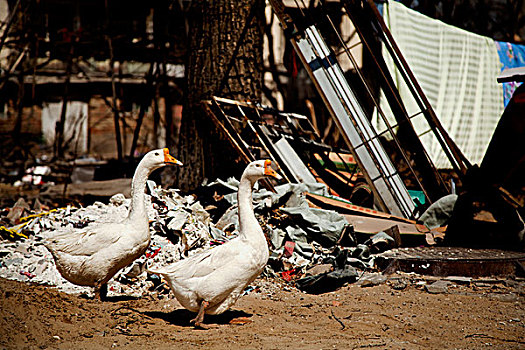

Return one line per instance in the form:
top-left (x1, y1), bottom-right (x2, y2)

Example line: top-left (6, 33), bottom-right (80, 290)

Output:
top-left (237, 177), bottom-right (259, 239)
top-left (127, 160), bottom-right (152, 223)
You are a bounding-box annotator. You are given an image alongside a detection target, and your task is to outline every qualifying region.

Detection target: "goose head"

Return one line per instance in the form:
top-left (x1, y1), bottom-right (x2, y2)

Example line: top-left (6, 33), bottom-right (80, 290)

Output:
top-left (141, 148), bottom-right (183, 171)
top-left (242, 159), bottom-right (282, 184)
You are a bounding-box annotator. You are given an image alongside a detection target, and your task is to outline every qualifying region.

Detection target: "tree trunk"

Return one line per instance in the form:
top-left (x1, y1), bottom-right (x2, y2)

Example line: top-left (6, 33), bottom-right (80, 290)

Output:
top-left (174, 0), bottom-right (264, 191)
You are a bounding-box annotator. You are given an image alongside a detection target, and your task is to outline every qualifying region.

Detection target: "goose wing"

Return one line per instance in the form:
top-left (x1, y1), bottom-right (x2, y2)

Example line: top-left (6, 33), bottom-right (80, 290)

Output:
top-left (150, 239), bottom-right (244, 279)
top-left (45, 222), bottom-right (124, 257)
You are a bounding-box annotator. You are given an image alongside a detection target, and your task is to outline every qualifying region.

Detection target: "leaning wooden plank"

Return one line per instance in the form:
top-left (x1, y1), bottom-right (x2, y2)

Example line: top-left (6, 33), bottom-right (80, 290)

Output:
top-left (306, 192), bottom-right (414, 224)
top-left (341, 214), bottom-right (424, 235)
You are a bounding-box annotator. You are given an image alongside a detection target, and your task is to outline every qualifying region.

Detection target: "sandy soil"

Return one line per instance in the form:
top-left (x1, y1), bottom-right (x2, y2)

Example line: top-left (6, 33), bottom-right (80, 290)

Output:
top-left (0, 275), bottom-right (524, 350)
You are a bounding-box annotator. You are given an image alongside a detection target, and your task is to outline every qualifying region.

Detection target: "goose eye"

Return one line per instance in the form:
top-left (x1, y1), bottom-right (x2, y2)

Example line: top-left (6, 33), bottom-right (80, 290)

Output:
top-left (154, 152), bottom-right (159, 156)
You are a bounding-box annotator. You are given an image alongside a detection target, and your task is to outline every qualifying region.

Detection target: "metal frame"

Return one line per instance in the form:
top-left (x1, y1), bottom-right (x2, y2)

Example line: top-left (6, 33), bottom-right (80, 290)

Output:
top-left (269, 0), bottom-right (416, 218)
top-left (202, 96), bottom-right (360, 200)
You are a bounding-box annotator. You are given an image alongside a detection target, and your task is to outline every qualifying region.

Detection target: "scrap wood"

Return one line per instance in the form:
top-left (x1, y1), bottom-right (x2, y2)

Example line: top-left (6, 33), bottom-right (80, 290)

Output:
top-left (341, 214), bottom-right (426, 237)
top-left (322, 167), bottom-right (358, 185)
top-left (228, 317), bottom-right (253, 325)
top-left (424, 227), bottom-right (446, 245)
top-left (306, 192), bottom-right (414, 224)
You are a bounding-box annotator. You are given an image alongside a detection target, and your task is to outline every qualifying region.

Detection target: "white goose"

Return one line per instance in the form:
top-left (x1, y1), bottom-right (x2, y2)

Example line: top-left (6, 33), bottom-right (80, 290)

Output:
top-left (45, 148), bottom-right (182, 300)
top-left (148, 159), bottom-right (280, 328)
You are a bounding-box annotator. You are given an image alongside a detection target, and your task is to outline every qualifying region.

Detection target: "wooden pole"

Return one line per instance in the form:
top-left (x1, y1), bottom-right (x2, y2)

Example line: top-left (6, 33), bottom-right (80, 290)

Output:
top-left (161, 60), bottom-right (174, 149)
top-left (105, 0), bottom-right (123, 162)
top-left (12, 71), bottom-right (25, 138)
top-left (129, 65), bottom-right (154, 158)
top-left (152, 77), bottom-right (161, 149)
top-left (0, 0), bottom-right (21, 53)
top-left (54, 44), bottom-right (73, 159)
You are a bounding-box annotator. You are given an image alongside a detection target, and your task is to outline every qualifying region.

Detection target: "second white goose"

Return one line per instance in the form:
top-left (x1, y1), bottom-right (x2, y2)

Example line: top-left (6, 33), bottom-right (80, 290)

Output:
top-left (148, 159), bottom-right (281, 328)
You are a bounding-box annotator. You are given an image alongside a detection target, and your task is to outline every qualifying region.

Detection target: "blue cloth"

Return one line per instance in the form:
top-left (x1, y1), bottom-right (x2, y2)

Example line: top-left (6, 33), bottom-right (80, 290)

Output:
top-left (376, 3), bottom-right (383, 16)
top-left (495, 41), bottom-right (525, 107)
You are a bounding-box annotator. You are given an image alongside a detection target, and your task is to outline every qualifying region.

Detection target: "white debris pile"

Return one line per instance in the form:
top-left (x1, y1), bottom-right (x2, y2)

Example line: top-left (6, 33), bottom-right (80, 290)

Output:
top-left (0, 180), bottom-right (230, 297)
top-left (1, 178), bottom-right (365, 297)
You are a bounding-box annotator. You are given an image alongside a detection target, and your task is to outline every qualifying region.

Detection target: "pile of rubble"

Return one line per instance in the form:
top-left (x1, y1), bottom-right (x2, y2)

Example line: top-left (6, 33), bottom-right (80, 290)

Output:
top-left (0, 177), bottom-right (403, 298)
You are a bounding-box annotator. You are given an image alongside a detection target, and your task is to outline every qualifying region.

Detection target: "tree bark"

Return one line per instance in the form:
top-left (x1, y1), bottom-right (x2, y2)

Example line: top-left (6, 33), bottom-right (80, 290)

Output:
top-left (174, 0), bottom-right (264, 191)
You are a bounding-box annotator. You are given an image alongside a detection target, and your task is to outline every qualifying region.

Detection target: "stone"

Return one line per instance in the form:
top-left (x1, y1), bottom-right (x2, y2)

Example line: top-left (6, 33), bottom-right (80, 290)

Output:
top-left (359, 274), bottom-right (387, 287)
top-left (4, 257), bottom-right (23, 266)
top-left (109, 193), bottom-right (126, 206)
top-left (389, 278), bottom-right (408, 290)
top-left (425, 280), bottom-right (451, 294)
top-left (491, 293), bottom-right (519, 302)
top-left (14, 243), bottom-right (29, 255)
top-left (306, 264), bottom-right (332, 276)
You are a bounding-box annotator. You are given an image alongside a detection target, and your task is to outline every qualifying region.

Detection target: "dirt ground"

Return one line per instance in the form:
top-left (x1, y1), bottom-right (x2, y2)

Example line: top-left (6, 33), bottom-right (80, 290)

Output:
top-left (0, 275), bottom-right (524, 350)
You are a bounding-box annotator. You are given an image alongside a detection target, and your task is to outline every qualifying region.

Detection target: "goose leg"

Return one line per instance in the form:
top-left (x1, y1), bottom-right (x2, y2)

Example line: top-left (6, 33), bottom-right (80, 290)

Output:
top-left (191, 300), bottom-right (209, 329)
top-left (94, 283), bottom-right (108, 301)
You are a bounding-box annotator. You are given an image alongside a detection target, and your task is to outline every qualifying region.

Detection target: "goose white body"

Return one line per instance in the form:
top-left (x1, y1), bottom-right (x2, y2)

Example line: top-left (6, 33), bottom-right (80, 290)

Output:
top-left (149, 160), bottom-right (278, 317)
top-left (45, 149), bottom-right (182, 293)
top-left (46, 219), bottom-right (151, 287)
top-left (151, 232), bottom-right (268, 314)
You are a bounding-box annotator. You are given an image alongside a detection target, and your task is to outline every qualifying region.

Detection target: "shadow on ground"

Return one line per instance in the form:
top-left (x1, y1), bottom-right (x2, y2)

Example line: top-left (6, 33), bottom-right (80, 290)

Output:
top-left (78, 294), bottom-right (142, 302)
top-left (144, 308), bottom-right (253, 327)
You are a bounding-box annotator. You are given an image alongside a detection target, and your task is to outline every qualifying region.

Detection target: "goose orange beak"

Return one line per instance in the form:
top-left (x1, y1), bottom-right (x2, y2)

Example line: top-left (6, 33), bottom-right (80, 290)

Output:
top-left (264, 159), bottom-right (281, 179)
top-left (163, 148), bottom-right (183, 166)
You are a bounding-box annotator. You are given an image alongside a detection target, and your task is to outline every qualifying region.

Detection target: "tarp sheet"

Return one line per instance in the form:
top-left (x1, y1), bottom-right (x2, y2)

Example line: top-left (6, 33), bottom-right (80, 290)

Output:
top-left (378, 1), bottom-right (503, 168)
